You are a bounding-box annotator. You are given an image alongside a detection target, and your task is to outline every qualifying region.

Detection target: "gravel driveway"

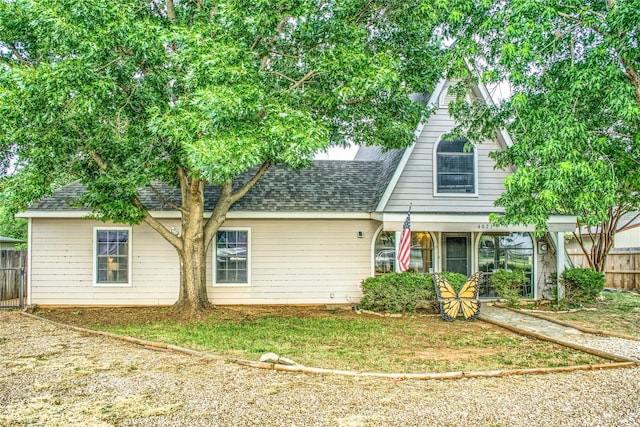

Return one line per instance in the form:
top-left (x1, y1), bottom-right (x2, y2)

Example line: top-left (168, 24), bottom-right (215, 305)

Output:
top-left (1, 311), bottom-right (639, 426)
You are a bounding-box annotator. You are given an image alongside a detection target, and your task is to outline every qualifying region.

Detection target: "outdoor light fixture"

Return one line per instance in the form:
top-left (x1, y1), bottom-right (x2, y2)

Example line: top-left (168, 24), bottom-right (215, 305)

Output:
top-left (538, 241), bottom-right (548, 254)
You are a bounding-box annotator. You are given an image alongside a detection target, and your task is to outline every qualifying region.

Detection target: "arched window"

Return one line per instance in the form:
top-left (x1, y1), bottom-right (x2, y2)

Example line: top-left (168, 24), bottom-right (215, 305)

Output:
top-left (478, 232), bottom-right (534, 297)
top-left (435, 138), bottom-right (475, 194)
top-left (374, 231), bottom-right (396, 275)
top-left (374, 230), bottom-right (433, 275)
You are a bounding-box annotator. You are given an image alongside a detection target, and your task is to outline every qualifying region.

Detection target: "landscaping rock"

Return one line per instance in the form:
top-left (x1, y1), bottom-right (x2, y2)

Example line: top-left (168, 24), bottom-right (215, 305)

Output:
top-left (260, 352), bottom-right (280, 363)
top-left (259, 352), bottom-right (297, 365)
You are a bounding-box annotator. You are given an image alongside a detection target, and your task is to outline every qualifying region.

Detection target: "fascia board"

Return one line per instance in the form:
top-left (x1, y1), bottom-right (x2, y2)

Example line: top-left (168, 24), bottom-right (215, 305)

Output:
top-left (18, 210), bottom-right (373, 220)
top-left (377, 212), bottom-right (577, 233)
top-left (375, 78), bottom-right (448, 212)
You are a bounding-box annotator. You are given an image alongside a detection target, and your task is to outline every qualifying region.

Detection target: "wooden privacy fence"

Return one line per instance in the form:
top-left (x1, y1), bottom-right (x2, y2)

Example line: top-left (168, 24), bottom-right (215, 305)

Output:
top-left (569, 248), bottom-right (640, 290)
top-left (1, 250), bottom-right (27, 306)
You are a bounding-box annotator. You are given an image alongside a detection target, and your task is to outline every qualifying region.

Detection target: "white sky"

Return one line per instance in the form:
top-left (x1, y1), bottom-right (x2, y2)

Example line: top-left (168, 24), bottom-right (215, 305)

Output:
top-left (314, 145), bottom-right (359, 160)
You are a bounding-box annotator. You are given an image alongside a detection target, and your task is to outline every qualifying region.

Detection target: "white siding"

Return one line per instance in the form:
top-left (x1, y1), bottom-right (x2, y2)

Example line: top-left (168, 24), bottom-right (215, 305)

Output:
top-left (384, 88), bottom-right (511, 213)
top-left (614, 227), bottom-right (640, 249)
top-left (29, 219), bottom-right (180, 306)
top-left (209, 219), bottom-right (378, 304)
top-left (29, 218), bottom-right (379, 306)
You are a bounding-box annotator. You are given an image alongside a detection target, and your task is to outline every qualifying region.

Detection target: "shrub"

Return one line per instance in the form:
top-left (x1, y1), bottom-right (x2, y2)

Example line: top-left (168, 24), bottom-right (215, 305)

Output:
top-left (561, 267), bottom-right (605, 306)
top-left (439, 271), bottom-right (469, 292)
top-left (491, 269), bottom-right (527, 308)
top-left (359, 273), bottom-right (436, 314)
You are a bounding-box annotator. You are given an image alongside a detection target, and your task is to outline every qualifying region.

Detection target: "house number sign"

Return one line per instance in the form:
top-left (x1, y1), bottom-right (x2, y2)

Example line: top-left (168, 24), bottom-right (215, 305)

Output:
top-left (476, 224), bottom-right (494, 230)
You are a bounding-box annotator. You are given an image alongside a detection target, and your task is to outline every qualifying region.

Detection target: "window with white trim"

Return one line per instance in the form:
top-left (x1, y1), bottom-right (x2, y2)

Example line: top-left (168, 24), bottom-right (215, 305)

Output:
top-left (215, 229), bottom-right (250, 285)
top-left (435, 138), bottom-right (476, 194)
top-left (94, 227), bottom-right (131, 286)
top-left (478, 232), bottom-right (534, 298)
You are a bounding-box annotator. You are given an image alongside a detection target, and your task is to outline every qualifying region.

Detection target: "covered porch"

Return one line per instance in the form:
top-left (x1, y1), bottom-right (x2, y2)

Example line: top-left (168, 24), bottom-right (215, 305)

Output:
top-left (371, 213), bottom-right (576, 299)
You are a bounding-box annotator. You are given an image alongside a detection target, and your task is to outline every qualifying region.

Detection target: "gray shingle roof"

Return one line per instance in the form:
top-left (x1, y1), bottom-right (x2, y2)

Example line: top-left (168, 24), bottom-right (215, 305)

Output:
top-left (27, 149), bottom-right (405, 213)
top-left (575, 211), bottom-right (640, 235)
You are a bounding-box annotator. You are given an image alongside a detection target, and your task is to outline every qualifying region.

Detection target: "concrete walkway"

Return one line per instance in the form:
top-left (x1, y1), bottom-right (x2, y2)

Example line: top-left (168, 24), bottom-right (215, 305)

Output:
top-left (479, 304), bottom-right (640, 362)
top-left (480, 305), bottom-right (584, 339)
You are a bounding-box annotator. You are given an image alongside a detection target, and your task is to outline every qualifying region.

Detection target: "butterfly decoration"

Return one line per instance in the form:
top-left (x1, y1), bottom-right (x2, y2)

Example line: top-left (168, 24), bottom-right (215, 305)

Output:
top-left (433, 272), bottom-right (481, 322)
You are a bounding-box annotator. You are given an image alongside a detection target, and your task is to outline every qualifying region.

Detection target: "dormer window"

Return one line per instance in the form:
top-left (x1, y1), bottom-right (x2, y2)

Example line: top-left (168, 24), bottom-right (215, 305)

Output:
top-left (435, 138), bottom-right (476, 195)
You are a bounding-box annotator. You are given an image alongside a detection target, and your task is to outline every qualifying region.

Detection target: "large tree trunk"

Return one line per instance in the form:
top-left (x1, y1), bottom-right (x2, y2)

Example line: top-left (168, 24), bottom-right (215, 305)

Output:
top-left (139, 163), bottom-right (271, 314)
top-left (173, 177), bottom-right (211, 312)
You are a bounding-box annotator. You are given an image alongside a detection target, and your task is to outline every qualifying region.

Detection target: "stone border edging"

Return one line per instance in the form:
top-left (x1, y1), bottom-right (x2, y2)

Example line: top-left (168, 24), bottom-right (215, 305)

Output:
top-left (20, 309), bottom-right (639, 381)
top-left (493, 303), bottom-right (640, 342)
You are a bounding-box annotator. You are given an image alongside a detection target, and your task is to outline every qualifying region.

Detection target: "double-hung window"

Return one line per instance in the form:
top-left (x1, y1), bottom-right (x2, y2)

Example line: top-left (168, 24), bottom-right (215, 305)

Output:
top-left (435, 138), bottom-right (476, 195)
top-left (215, 228), bottom-right (250, 285)
top-left (94, 227), bottom-right (132, 286)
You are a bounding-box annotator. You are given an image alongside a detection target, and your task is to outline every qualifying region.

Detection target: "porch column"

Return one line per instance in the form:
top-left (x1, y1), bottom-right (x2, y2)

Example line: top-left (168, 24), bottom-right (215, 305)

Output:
top-left (556, 231), bottom-right (565, 300)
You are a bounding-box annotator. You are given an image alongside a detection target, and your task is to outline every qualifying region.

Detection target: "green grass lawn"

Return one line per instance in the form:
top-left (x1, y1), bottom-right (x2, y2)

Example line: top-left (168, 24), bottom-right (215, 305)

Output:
top-left (539, 291), bottom-right (640, 339)
top-left (37, 305), bottom-right (608, 373)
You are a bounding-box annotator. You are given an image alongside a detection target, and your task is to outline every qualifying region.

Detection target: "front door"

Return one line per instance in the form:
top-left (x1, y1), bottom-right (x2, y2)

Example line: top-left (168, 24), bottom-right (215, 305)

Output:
top-left (443, 234), bottom-right (470, 276)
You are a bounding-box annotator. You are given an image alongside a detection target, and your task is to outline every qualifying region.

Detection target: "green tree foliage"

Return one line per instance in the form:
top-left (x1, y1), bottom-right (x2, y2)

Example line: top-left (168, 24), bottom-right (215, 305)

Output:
top-left (0, 0), bottom-right (444, 312)
top-left (437, 0), bottom-right (640, 271)
top-left (0, 198), bottom-right (27, 241)
top-left (0, 175), bottom-right (26, 241)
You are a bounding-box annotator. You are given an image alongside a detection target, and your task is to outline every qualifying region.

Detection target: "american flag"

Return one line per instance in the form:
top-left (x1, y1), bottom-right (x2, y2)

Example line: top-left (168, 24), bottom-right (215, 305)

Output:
top-left (397, 209), bottom-right (411, 272)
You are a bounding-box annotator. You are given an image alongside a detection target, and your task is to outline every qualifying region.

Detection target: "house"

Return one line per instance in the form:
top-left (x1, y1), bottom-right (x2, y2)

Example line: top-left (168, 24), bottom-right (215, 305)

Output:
top-left (613, 212), bottom-right (640, 249)
top-left (566, 211), bottom-right (640, 290)
top-left (566, 211), bottom-right (640, 254)
top-left (0, 236), bottom-right (25, 250)
top-left (18, 80), bottom-right (576, 306)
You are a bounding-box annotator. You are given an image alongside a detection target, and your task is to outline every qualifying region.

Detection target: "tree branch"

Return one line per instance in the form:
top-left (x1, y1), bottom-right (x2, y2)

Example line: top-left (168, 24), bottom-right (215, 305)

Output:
top-left (620, 57), bottom-right (640, 105)
top-left (202, 162), bottom-right (271, 245)
top-left (166, 0), bottom-right (176, 23)
top-left (354, 0), bottom-right (374, 24)
top-left (144, 213), bottom-right (183, 249)
top-left (10, 46), bottom-right (30, 67)
top-left (557, 11), bottom-right (582, 25)
top-left (251, 36), bottom-right (263, 51)
top-left (557, 7), bottom-right (640, 104)
top-left (268, 71), bottom-right (297, 84)
top-left (229, 161), bottom-right (271, 205)
top-left (617, 211), bottom-right (640, 232)
top-left (203, 181), bottom-right (232, 245)
top-left (149, 183), bottom-right (185, 213)
top-left (134, 198), bottom-right (183, 250)
top-left (259, 15), bottom-right (290, 70)
top-left (177, 167), bottom-right (191, 215)
top-left (557, 4), bottom-right (608, 21)
top-left (90, 151), bottom-right (108, 171)
top-left (289, 70), bottom-right (317, 91)
top-left (557, 10), bottom-right (608, 39)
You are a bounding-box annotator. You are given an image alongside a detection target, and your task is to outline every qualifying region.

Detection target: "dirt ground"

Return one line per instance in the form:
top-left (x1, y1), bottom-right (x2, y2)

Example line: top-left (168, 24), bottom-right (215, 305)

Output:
top-left (1, 309), bottom-right (639, 426)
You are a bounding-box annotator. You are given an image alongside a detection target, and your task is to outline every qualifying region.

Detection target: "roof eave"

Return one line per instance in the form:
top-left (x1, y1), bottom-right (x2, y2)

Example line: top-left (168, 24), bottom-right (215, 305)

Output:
top-left (18, 210), bottom-right (374, 220)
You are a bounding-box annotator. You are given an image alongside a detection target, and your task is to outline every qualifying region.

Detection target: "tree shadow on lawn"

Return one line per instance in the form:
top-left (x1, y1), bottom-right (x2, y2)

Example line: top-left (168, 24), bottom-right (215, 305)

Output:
top-left (35, 305), bottom-right (608, 374)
